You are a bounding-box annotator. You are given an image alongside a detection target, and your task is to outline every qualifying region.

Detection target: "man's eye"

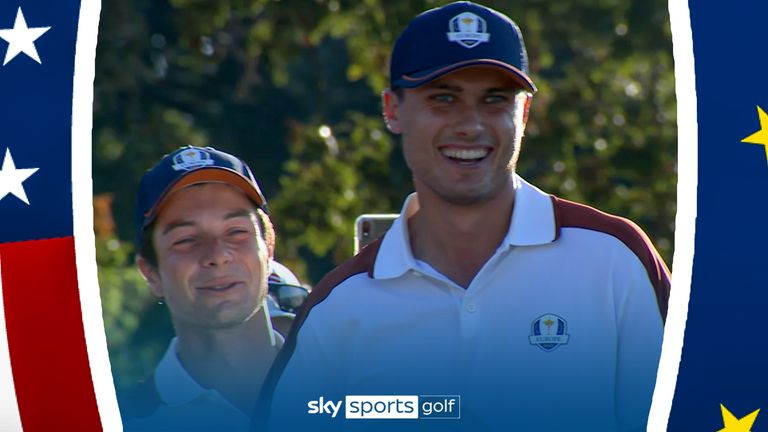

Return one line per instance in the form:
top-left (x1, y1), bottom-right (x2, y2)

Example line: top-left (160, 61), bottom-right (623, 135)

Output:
top-left (485, 94), bottom-right (509, 104)
top-left (430, 93), bottom-right (455, 103)
top-left (172, 237), bottom-right (195, 246)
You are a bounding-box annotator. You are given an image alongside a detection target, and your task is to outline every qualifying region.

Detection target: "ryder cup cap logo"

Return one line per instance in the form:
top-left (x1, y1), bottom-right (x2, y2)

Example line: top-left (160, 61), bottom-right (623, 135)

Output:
top-left (171, 148), bottom-right (215, 171)
top-left (446, 12), bottom-right (490, 48)
top-left (529, 314), bottom-right (570, 351)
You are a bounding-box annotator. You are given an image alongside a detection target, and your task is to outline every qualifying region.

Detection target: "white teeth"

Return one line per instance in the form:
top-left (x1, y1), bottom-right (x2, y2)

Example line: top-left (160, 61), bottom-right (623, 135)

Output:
top-left (441, 148), bottom-right (488, 160)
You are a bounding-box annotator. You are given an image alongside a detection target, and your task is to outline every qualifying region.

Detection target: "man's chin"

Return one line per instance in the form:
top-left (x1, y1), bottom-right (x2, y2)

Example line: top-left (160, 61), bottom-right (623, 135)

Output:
top-left (432, 184), bottom-right (507, 206)
top-left (194, 306), bottom-right (262, 330)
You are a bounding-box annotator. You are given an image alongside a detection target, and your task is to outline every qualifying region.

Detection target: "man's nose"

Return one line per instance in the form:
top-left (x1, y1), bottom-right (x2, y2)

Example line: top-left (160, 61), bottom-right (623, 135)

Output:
top-left (453, 104), bottom-right (485, 138)
top-left (202, 238), bottom-right (233, 267)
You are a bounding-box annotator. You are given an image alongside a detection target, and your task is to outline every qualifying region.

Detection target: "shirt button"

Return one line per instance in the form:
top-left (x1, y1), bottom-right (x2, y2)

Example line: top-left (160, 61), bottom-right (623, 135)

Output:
top-left (465, 303), bottom-right (477, 313)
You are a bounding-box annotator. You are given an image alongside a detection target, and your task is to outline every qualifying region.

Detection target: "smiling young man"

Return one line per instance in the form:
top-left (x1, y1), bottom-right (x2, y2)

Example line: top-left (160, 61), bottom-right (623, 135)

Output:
top-left (263, 2), bottom-right (670, 432)
top-left (121, 146), bottom-right (281, 431)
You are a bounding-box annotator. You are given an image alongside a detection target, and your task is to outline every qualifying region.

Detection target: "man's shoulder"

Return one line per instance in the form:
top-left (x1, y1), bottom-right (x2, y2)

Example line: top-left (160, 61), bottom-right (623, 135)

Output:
top-left (301, 238), bottom-right (382, 318)
top-left (551, 195), bottom-right (656, 256)
top-left (550, 194), bottom-right (670, 321)
top-left (253, 240), bottom-right (384, 427)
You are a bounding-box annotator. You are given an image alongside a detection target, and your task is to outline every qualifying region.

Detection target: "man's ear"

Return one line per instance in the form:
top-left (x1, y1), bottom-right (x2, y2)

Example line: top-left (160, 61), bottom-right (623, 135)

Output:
top-left (522, 92), bottom-right (533, 125)
top-left (382, 89), bottom-right (402, 134)
top-left (137, 255), bottom-right (163, 298)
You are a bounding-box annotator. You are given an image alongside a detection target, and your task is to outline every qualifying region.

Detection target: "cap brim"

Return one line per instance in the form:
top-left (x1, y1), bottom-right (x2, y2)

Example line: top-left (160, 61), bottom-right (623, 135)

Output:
top-left (393, 59), bottom-right (536, 93)
top-left (144, 167), bottom-right (266, 228)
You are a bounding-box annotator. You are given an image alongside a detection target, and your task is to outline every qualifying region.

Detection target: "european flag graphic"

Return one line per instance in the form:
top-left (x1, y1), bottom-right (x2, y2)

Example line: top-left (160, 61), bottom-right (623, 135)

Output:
top-left (664, 1), bottom-right (768, 431)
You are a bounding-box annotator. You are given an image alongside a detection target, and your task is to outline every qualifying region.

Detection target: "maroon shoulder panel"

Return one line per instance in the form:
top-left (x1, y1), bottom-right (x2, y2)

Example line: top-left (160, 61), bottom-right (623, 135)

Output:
top-left (290, 238), bottom-right (382, 335)
top-left (253, 239), bottom-right (382, 427)
top-left (551, 195), bottom-right (670, 322)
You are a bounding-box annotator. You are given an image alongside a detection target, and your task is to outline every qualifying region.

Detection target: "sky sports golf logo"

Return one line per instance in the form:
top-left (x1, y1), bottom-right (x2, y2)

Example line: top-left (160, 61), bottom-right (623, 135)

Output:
top-left (307, 395), bottom-right (461, 420)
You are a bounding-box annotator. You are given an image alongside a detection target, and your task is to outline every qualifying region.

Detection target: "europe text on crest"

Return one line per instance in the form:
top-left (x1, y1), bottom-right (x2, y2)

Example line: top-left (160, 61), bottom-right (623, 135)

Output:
top-left (446, 12), bottom-right (490, 48)
top-left (529, 313), bottom-right (570, 352)
top-left (171, 148), bottom-right (214, 171)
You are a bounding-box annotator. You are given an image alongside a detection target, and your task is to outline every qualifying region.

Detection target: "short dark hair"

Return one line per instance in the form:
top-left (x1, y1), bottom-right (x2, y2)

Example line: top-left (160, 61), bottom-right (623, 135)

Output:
top-left (138, 207), bottom-right (275, 268)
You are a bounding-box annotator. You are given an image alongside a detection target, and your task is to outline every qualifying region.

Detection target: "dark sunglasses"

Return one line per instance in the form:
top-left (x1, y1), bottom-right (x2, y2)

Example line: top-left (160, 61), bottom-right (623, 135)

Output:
top-left (268, 283), bottom-right (309, 313)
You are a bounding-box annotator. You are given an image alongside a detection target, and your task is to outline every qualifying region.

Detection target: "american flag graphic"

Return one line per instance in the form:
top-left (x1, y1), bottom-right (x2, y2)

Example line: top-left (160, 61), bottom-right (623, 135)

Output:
top-left (0, 1), bottom-right (121, 430)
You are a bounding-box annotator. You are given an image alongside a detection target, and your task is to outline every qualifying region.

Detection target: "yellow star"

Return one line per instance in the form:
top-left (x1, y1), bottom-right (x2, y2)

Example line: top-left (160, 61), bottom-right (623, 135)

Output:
top-left (718, 404), bottom-right (760, 432)
top-left (742, 106), bottom-right (768, 165)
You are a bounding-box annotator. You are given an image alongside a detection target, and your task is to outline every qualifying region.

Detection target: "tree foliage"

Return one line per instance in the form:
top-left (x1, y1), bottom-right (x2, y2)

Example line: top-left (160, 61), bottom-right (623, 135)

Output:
top-left (94, 0), bottom-right (676, 385)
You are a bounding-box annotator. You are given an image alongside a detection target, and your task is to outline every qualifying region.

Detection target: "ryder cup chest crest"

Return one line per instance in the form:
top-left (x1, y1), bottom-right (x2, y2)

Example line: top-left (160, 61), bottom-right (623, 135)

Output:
top-left (447, 12), bottom-right (490, 48)
top-left (172, 148), bottom-right (215, 171)
top-left (529, 314), bottom-right (570, 352)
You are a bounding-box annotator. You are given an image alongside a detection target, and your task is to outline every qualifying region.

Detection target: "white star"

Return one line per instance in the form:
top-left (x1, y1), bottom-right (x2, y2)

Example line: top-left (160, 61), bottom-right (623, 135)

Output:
top-left (0, 8), bottom-right (51, 66)
top-left (0, 148), bottom-right (39, 205)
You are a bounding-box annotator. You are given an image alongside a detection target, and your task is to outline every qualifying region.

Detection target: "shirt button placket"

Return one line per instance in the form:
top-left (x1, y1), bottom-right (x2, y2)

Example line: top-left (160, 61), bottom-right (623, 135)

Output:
top-left (460, 298), bottom-right (479, 378)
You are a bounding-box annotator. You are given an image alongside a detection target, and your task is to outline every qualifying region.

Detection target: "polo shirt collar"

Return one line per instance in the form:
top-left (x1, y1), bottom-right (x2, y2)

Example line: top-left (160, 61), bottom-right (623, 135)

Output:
top-left (154, 337), bottom-right (207, 406)
top-left (504, 175), bottom-right (557, 246)
top-left (372, 193), bottom-right (420, 279)
top-left (373, 174), bottom-right (556, 280)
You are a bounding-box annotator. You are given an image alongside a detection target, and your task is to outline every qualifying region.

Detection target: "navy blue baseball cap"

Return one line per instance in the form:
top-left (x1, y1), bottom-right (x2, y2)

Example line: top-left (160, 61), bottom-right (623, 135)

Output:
top-left (389, 1), bottom-right (536, 93)
top-left (135, 146), bottom-right (267, 247)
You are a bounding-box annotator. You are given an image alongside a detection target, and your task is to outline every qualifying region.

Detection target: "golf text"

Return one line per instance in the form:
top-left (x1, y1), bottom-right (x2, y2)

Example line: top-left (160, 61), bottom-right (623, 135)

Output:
top-left (307, 395), bottom-right (460, 419)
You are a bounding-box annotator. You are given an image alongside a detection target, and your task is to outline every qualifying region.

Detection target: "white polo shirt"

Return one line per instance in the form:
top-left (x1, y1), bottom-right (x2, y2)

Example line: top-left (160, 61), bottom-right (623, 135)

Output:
top-left (124, 334), bottom-right (283, 432)
top-left (268, 176), bottom-right (669, 432)
top-left (123, 338), bottom-right (249, 431)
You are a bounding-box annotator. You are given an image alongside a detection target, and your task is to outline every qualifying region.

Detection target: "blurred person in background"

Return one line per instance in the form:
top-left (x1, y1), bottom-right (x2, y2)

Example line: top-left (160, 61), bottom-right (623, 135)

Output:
top-left (267, 259), bottom-right (309, 337)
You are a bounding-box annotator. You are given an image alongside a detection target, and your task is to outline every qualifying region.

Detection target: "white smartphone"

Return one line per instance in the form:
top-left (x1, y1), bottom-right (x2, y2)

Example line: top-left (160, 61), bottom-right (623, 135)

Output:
top-left (354, 214), bottom-right (399, 254)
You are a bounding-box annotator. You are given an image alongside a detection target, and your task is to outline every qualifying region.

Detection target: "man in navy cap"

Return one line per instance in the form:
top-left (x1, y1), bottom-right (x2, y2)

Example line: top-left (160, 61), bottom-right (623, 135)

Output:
top-left (264, 2), bottom-right (669, 431)
top-left (120, 146), bottom-right (282, 431)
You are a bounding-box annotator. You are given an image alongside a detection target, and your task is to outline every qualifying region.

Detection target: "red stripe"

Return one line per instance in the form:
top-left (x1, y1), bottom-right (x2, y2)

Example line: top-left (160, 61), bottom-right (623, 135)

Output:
top-left (0, 236), bottom-right (102, 431)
